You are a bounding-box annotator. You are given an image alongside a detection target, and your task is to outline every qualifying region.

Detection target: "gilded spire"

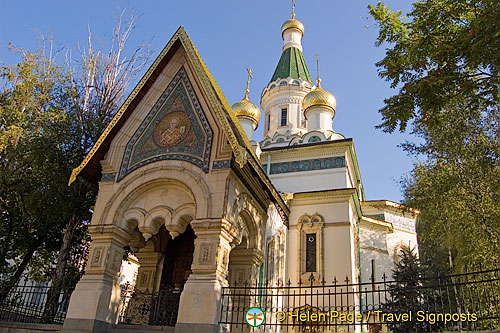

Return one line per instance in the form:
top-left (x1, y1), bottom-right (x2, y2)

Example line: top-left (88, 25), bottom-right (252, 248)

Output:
top-left (244, 67), bottom-right (253, 100)
top-left (281, 0), bottom-right (305, 40)
top-left (316, 54), bottom-right (322, 88)
top-left (232, 67), bottom-right (260, 129)
top-left (303, 54), bottom-right (337, 113)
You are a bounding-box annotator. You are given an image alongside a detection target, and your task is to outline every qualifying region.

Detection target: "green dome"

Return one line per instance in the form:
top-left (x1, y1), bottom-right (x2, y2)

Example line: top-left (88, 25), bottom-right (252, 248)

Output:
top-left (270, 47), bottom-right (313, 84)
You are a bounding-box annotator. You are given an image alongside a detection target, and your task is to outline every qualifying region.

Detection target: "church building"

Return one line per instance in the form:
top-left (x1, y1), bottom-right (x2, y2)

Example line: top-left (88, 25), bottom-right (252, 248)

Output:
top-left (63, 8), bottom-right (418, 333)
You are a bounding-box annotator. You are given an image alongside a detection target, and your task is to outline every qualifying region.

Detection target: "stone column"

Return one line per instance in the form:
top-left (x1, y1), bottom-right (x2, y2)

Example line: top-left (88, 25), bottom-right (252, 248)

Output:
top-left (175, 219), bottom-right (237, 333)
top-left (119, 240), bottom-right (164, 325)
top-left (62, 226), bottom-right (129, 332)
top-left (134, 240), bottom-right (164, 292)
top-left (228, 248), bottom-right (263, 287)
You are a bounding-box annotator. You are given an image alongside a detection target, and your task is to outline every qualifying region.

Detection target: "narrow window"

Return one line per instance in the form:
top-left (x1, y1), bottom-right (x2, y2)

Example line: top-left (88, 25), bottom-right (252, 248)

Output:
top-left (267, 114), bottom-right (271, 131)
top-left (299, 107), bottom-right (306, 128)
top-left (280, 108), bottom-right (287, 126)
top-left (305, 233), bottom-right (316, 272)
top-left (371, 259), bottom-right (376, 283)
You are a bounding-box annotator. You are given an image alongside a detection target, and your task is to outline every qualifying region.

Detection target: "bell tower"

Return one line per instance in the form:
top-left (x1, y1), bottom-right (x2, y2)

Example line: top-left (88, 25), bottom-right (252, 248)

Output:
top-left (260, 2), bottom-right (314, 148)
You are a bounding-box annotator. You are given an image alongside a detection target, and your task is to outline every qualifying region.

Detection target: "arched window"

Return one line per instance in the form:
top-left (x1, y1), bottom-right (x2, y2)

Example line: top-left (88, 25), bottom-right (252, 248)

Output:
top-left (297, 214), bottom-right (324, 283)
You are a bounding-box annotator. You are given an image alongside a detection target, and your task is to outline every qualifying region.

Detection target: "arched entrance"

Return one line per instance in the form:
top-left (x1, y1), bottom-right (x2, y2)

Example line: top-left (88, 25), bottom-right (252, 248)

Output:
top-left (107, 178), bottom-right (199, 327)
top-left (222, 213), bottom-right (264, 333)
top-left (154, 224), bottom-right (196, 326)
top-left (120, 224), bottom-right (196, 327)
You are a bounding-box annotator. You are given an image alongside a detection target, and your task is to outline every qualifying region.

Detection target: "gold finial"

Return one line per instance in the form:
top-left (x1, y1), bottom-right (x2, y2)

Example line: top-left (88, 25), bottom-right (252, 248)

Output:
top-left (316, 54), bottom-right (321, 87)
top-left (292, 0), bottom-right (296, 19)
top-left (244, 67), bottom-right (253, 100)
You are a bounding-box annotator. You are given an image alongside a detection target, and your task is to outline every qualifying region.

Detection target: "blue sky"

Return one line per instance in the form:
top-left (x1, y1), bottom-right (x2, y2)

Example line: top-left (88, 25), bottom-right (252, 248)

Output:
top-left (0, 0), bottom-right (416, 202)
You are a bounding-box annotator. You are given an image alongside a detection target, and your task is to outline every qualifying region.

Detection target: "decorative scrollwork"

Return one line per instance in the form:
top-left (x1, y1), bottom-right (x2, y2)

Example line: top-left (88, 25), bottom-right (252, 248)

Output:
top-left (119, 283), bottom-right (182, 327)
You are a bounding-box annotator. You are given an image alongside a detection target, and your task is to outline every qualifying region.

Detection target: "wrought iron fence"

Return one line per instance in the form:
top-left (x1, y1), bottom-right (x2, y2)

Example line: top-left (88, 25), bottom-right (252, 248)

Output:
top-left (118, 283), bottom-right (182, 326)
top-left (219, 266), bottom-right (500, 332)
top-left (0, 278), bottom-right (73, 324)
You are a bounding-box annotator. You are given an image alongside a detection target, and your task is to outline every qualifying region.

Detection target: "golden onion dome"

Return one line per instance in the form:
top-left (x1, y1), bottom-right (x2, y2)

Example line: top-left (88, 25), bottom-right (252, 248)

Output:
top-left (281, 18), bottom-right (304, 36)
top-left (303, 80), bottom-right (337, 113)
top-left (232, 95), bottom-right (261, 128)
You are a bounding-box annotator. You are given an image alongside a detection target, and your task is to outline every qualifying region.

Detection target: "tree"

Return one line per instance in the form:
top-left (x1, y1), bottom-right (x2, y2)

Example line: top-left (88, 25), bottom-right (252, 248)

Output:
top-left (0, 10), bottom-right (151, 321)
top-left (368, 0), bottom-right (500, 133)
top-left (42, 11), bottom-right (151, 321)
top-left (383, 246), bottom-right (431, 333)
top-left (401, 105), bottom-right (500, 269)
top-left (369, 0), bottom-right (500, 270)
top-left (0, 43), bottom-right (73, 302)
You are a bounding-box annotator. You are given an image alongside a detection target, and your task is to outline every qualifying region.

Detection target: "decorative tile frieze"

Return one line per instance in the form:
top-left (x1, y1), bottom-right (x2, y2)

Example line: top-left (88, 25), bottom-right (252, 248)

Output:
top-left (212, 160), bottom-right (231, 170)
top-left (262, 156), bottom-right (345, 175)
top-left (101, 173), bottom-right (116, 182)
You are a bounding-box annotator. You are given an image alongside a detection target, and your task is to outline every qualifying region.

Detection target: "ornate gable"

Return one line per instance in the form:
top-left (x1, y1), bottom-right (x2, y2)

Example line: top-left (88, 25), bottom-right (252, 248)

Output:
top-left (68, 27), bottom-right (288, 220)
top-left (118, 67), bottom-right (212, 181)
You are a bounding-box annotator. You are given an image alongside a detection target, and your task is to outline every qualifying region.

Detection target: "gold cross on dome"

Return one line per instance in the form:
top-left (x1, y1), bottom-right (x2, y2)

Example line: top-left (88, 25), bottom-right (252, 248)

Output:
top-left (244, 67), bottom-right (253, 99)
top-left (292, 0), bottom-right (296, 19)
top-left (316, 54), bottom-right (322, 87)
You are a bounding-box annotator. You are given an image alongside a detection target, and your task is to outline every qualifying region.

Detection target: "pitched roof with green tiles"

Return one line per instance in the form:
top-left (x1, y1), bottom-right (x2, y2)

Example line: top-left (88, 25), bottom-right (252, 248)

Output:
top-left (270, 47), bottom-right (313, 83)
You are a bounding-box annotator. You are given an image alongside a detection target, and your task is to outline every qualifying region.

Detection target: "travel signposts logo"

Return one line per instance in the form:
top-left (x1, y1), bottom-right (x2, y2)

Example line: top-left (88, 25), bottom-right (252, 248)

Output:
top-left (245, 307), bottom-right (265, 327)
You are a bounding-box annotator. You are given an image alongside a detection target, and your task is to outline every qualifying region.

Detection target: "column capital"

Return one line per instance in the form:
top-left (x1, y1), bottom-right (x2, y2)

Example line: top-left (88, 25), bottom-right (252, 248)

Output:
top-left (88, 224), bottom-right (131, 246)
top-left (191, 218), bottom-right (238, 242)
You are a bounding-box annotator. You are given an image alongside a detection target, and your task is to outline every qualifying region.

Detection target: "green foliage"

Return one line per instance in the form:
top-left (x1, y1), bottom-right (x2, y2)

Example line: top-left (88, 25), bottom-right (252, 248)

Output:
top-left (403, 102), bottom-right (500, 270)
top-left (369, 0), bottom-right (500, 133)
top-left (0, 12), bottom-right (150, 296)
top-left (370, 0), bottom-right (500, 270)
top-left (0, 46), bottom-right (97, 287)
top-left (383, 247), bottom-right (432, 333)
top-left (0, 50), bottom-right (74, 285)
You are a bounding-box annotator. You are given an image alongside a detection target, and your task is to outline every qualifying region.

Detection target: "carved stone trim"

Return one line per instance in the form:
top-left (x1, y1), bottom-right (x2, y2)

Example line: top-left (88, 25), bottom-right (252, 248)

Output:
top-left (297, 213), bottom-right (324, 284)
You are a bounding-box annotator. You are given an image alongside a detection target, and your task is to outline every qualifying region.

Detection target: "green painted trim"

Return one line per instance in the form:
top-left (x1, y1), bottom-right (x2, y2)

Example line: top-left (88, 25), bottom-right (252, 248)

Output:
top-left (349, 144), bottom-right (366, 201)
top-left (352, 192), bottom-right (362, 219)
top-left (348, 144), bottom-right (361, 184)
top-left (270, 47), bottom-right (313, 83)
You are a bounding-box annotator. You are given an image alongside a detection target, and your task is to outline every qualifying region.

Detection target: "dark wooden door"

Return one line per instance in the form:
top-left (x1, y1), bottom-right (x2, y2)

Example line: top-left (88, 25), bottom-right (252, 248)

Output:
top-left (153, 224), bottom-right (195, 326)
top-left (160, 224), bottom-right (196, 288)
